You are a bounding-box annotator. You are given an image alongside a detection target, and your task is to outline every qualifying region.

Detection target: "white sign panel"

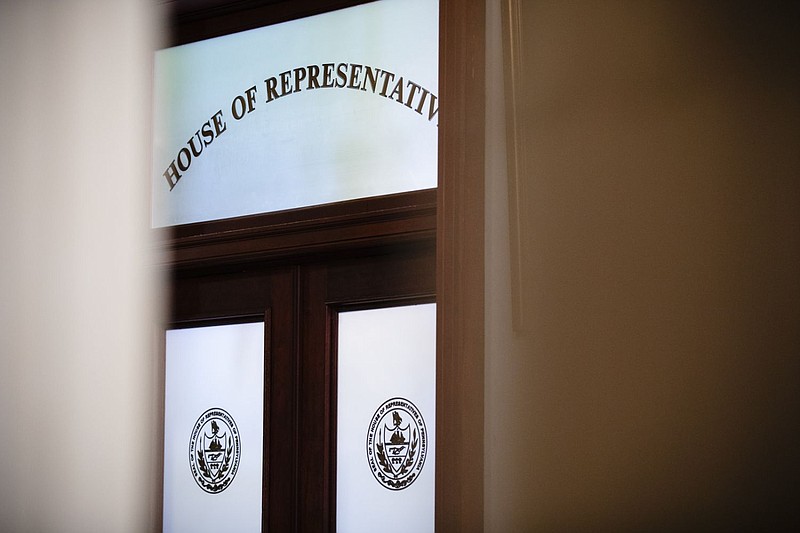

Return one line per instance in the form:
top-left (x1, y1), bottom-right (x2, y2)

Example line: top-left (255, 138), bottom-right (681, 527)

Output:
top-left (152, 0), bottom-right (439, 227)
top-left (337, 304), bottom-right (436, 532)
top-left (163, 323), bottom-right (264, 533)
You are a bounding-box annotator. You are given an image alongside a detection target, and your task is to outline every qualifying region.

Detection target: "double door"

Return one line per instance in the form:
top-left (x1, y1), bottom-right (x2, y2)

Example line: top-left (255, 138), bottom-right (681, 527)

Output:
top-left (162, 192), bottom-right (436, 532)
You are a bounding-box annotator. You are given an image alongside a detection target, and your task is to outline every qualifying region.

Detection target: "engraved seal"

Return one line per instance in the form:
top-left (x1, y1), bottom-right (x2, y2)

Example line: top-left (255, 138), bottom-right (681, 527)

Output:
top-left (189, 408), bottom-right (241, 493)
top-left (366, 397), bottom-right (428, 490)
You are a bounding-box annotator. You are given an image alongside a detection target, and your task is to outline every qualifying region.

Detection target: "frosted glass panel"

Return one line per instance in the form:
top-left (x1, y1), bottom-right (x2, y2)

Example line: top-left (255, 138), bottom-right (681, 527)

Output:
top-left (152, 0), bottom-right (438, 227)
top-left (337, 304), bottom-right (436, 532)
top-left (163, 323), bottom-right (264, 533)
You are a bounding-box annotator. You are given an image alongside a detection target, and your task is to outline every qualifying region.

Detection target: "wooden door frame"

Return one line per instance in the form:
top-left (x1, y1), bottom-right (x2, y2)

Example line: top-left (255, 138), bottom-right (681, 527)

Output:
top-left (160, 0), bottom-right (485, 529)
top-left (436, 1), bottom-right (485, 530)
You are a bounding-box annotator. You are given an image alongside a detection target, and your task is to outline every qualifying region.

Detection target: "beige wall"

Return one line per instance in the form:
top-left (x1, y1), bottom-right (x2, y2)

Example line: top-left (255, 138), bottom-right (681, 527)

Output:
top-left (0, 1), bottom-right (161, 530)
top-left (485, 1), bottom-right (799, 531)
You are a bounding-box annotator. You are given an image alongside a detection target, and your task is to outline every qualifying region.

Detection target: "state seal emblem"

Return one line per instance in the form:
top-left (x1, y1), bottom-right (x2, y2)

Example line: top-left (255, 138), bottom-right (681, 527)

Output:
top-left (366, 397), bottom-right (428, 490)
top-left (189, 408), bottom-right (241, 494)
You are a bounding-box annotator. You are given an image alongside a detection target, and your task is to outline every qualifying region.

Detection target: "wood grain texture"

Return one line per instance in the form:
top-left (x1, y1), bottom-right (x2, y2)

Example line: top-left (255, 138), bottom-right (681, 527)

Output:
top-left (437, 0), bottom-right (485, 530)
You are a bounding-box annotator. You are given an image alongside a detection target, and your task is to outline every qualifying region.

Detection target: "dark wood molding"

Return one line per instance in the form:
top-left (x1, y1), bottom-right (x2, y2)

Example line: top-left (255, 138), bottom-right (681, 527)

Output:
top-left (167, 0), bottom-right (377, 47)
top-left (262, 307), bottom-right (272, 533)
top-left (155, 328), bottom-right (167, 533)
top-left (158, 189), bottom-right (436, 271)
top-left (297, 264), bottom-right (328, 533)
top-left (326, 308), bottom-right (339, 533)
top-left (437, 0), bottom-right (486, 530)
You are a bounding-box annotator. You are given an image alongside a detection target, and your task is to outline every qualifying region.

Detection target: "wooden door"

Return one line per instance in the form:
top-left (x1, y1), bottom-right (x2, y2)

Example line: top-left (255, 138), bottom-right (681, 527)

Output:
top-left (165, 190), bottom-right (436, 531)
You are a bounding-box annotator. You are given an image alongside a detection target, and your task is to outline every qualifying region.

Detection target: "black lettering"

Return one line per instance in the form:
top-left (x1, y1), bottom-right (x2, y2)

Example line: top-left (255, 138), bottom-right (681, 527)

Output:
top-left (362, 65), bottom-right (380, 92)
top-left (211, 110), bottom-right (226, 136)
top-left (389, 76), bottom-right (404, 103)
top-left (347, 63), bottom-right (363, 89)
top-left (176, 147), bottom-right (191, 172)
top-left (427, 93), bottom-right (439, 122)
top-left (414, 87), bottom-right (430, 115)
top-left (231, 86), bottom-right (258, 120)
top-left (163, 160), bottom-right (181, 190)
top-left (265, 76), bottom-right (279, 102)
top-left (231, 94), bottom-right (247, 120)
top-left (404, 80), bottom-right (422, 109)
top-left (307, 64), bottom-right (321, 89)
top-left (187, 130), bottom-right (204, 157)
top-left (293, 67), bottom-right (307, 93)
top-left (377, 69), bottom-right (395, 97)
top-left (279, 70), bottom-right (293, 96)
top-left (201, 120), bottom-right (214, 146)
top-left (321, 63), bottom-right (335, 88)
top-left (164, 67), bottom-right (436, 193)
top-left (244, 85), bottom-right (257, 113)
top-left (336, 63), bottom-right (348, 88)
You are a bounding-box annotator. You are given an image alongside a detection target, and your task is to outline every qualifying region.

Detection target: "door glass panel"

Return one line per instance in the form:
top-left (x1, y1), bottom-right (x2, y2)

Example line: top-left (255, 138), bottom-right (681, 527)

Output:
top-left (163, 322), bottom-right (264, 532)
top-left (336, 303), bottom-right (436, 532)
top-left (152, 0), bottom-right (438, 227)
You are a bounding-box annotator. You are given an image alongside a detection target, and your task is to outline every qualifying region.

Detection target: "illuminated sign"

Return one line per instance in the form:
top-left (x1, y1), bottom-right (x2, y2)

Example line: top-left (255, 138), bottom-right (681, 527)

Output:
top-left (152, 0), bottom-right (438, 227)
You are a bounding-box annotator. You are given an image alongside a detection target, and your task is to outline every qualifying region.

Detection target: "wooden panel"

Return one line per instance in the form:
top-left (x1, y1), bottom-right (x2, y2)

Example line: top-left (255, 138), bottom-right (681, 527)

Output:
top-left (265, 269), bottom-right (299, 532)
top-left (171, 268), bottom-right (274, 323)
top-left (168, 0), bottom-right (377, 47)
top-left (158, 190), bottom-right (436, 271)
top-left (437, 0), bottom-right (485, 530)
top-left (170, 266), bottom-right (299, 530)
top-left (297, 263), bottom-right (330, 533)
top-left (261, 308), bottom-right (272, 531)
top-left (326, 243), bottom-right (436, 306)
top-left (169, 244), bottom-right (435, 531)
top-left (315, 245), bottom-right (436, 532)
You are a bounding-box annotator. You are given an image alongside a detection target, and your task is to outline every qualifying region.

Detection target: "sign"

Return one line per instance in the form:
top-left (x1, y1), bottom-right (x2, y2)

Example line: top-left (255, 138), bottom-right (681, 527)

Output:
top-left (152, 0), bottom-right (438, 227)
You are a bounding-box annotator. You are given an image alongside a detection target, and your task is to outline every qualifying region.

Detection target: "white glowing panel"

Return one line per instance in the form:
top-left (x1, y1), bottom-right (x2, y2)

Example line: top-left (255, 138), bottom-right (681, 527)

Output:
top-left (337, 304), bottom-right (436, 532)
top-left (163, 323), bottom-right (264, 533)
top-left (152, 0), bottom-right (438, 227)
